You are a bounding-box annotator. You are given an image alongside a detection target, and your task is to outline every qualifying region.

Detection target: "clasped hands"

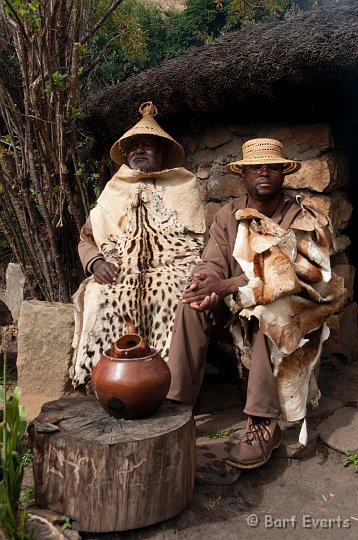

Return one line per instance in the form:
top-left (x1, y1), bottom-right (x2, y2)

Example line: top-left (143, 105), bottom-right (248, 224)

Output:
top-left (92, 262), bottom-right (236, 313)
top-left (181, 273), bottom-right (237, 311)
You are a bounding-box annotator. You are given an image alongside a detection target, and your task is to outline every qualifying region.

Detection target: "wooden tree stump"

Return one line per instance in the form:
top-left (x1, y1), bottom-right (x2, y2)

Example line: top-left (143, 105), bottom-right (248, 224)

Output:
top-left (29, 396), bottom-right (195, 533)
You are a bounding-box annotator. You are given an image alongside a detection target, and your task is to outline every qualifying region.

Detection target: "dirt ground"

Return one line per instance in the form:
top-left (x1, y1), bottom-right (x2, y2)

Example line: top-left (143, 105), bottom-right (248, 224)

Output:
top-left (78, 359), bottom-right (358, 540)
top-left (22, 357), bottom-right (358, 540)
top-left (81, 442), bottom-right (357, 540)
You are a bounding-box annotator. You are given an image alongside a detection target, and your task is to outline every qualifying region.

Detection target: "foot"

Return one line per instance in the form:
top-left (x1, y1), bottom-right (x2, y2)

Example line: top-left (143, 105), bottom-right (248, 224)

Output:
top-left (225, 417), bottom-right (283, 470)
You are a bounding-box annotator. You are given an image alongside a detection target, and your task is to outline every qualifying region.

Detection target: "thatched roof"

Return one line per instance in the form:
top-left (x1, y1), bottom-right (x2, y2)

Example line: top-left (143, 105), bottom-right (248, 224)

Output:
top-left (86, 0), bottom-right (358, 146)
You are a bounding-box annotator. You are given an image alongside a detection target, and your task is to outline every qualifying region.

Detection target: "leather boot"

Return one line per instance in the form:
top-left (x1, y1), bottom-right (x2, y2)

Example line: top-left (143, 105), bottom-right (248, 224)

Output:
top-left (226, 417), bottom-right (283, 469)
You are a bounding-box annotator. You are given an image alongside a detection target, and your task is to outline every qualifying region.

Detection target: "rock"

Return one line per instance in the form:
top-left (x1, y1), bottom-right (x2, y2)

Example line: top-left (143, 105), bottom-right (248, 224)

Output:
top-left (214, 137), bottom-right (244, 164)
top-left (195, 407), bottom-right (247, 436)
top-left (5, 263), bottom-right (25, 322)
top-left (323, 302), bottom-right (358, 362)
top-left (332, 234), bottom-right (351, 254)
top-left (271, 123), bottom-right (331, 159)
top-left (284, 189), bottom-right (352, 233)
top-left (207, 163), bottom-right (246, 200)
top-left (331, 263), bottom-right (355, 302)
top-left (328, 190), bottom-right (353, 229)
top-left (317, 407), bottom-right (358, 453)
top-left (205, 201), bottom-right (222, 227)
top-left (26, 514), bottom-right (66, 539)
top-left (201, 126), bottom-right (233, 149)
top-left (196, 177), bottom-right (207, 201)
top-left (26, 509), bottom-right (81, 539)
top-left (227, 123), bottom-right (331, 161)
top-left (228, 123), bottom-right (258, 137)
top-left (196, 436), bottom-right (241, 485)
top-left (307, 395), bottom-right (343, 422)
top-left (17, 300), bottom-right (75, 404)
top-left (195, 400), bottom-right (247, 480)
top-left (284, 151), bottom-right (348, 192)
top-left (319, 359), bottom-right (358, 405)
top-left (196, 165), bottom-right (210, 179)
top-left (346, 362), bottom-right (358, 377)
top-left (182, 133), bottom-right (198, 155)
top-left (331, 251), bottom-right (349, 265)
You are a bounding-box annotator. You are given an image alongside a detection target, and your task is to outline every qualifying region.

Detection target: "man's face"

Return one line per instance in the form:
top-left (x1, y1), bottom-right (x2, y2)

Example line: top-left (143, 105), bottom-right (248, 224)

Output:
top-left (242, 164), bottom-right (284, 200)
top-left (126, 135), bottom-right (163, 172)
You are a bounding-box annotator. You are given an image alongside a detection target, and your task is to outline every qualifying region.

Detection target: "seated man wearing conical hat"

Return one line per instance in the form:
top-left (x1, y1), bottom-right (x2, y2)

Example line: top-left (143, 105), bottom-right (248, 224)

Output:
top-left (167, 138), bottom-right (345, 469)
top-left (70, 102), bottom-right (206, 388)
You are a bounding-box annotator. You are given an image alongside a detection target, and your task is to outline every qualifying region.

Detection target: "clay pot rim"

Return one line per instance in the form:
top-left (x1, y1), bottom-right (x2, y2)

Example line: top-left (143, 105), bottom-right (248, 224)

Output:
top-left (102, 347), bottom-right (160, 362)
top-left (114, 333), bottom-right (142, 346)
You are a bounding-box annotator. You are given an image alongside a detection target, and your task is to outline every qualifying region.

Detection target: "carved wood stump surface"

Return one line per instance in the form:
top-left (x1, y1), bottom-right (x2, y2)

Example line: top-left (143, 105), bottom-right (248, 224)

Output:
top-left (29, 396), bottom-right (195, 533)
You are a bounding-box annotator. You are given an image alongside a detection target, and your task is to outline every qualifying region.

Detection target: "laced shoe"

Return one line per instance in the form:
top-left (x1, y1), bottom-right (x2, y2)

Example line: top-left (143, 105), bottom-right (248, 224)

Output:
top-left (225, 417), bottom-right (283, 470)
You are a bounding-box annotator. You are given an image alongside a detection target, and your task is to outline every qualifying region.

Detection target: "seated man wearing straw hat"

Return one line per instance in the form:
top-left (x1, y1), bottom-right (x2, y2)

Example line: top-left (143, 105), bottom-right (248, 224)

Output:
top-left (70, 102), bottom-right (206, 388)
top-left (167, 138), bottom-right (345, 469)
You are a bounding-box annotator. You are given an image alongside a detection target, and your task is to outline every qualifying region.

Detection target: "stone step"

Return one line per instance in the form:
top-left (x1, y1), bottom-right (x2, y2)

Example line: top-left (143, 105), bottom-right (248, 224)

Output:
top-left (317, 407), bottom-right (358, 454)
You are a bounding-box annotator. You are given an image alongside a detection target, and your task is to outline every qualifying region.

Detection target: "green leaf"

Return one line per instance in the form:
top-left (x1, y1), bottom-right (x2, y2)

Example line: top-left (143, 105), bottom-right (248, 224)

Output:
top-left (0, 501), bottom-right (9, 519)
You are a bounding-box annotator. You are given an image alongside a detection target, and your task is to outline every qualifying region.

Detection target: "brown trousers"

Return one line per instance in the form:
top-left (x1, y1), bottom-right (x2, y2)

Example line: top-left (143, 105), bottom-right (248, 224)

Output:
top-left (167, 303), bottom-right (281, 419)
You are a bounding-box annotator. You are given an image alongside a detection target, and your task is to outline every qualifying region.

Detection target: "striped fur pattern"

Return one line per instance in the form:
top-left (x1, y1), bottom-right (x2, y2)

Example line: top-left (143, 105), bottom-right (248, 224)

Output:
top-left (71, 183), bottom-right (205, 387)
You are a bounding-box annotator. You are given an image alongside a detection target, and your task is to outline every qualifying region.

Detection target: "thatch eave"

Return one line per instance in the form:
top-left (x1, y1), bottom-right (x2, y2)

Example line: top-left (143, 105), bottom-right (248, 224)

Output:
top-left (85, 0), bottom-right (358, 147)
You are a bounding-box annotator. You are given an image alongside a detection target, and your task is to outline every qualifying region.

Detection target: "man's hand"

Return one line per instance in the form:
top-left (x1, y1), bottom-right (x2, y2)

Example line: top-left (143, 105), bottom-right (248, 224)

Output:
top-left (181, 273), bottom-right (237, 311)
top-left (92, 260), bottom-right (117, 284)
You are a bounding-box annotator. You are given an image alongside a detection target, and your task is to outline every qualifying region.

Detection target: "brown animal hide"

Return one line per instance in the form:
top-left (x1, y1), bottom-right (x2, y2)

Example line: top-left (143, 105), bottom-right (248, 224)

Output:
top-left (229, 206), bottom-right (346, 422)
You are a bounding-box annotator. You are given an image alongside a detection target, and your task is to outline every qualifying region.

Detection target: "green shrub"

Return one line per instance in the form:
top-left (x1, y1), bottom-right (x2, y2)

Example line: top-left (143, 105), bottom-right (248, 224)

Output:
top-left (0, 328), bottom-right (32, 539)
top-left (343, 450), bottom-right (358, 473)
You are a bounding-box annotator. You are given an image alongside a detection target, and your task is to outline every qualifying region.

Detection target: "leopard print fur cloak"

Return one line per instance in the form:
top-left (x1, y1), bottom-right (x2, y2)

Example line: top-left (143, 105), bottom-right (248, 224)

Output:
top-left (71, 166), bottom-right (206, 387)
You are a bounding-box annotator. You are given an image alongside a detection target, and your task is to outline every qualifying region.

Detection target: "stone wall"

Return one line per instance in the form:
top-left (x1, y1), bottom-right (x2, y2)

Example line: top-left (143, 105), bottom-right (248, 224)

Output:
top-left (181, 119), bottom-right (358, 362)
top-left (12, 121), bottom-right (358, 421)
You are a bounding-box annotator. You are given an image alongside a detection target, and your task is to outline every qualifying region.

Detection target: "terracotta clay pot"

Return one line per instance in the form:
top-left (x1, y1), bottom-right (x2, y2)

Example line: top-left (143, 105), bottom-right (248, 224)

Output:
top-left (91, 333), bottom-right (171, 419)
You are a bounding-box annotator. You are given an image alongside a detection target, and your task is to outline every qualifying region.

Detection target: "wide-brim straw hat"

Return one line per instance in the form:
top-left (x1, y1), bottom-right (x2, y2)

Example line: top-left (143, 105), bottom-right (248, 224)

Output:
top-left (110, 102), bottom-right (185, 168)
top-left (226, 138), bottom-right (301, 175)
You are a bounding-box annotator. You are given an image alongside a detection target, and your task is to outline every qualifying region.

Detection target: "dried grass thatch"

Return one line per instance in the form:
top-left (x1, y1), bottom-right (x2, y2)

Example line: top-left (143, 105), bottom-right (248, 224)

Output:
top-left (86, 0), bottom-right (358, 146)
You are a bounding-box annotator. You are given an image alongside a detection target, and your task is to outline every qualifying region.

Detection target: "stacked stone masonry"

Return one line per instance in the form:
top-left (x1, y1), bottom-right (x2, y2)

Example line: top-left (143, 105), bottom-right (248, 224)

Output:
top-left (14, 122), bottom-right (358, 418)
top-left (183, 121), bottom-right (358, 362)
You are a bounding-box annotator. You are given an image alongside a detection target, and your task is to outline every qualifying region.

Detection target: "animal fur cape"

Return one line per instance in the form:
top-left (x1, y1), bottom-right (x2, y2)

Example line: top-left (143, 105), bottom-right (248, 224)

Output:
top-left (71, 165), bottom-right (206, 387)
top-left (227, 200), bottom-right (346, 424)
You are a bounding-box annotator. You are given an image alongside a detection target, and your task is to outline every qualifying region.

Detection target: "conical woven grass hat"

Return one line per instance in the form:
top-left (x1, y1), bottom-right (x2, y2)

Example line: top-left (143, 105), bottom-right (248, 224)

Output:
top-left (226, 138), bottom-right (301, 175)
top-left (110, 102), bottom-right (185, 168)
